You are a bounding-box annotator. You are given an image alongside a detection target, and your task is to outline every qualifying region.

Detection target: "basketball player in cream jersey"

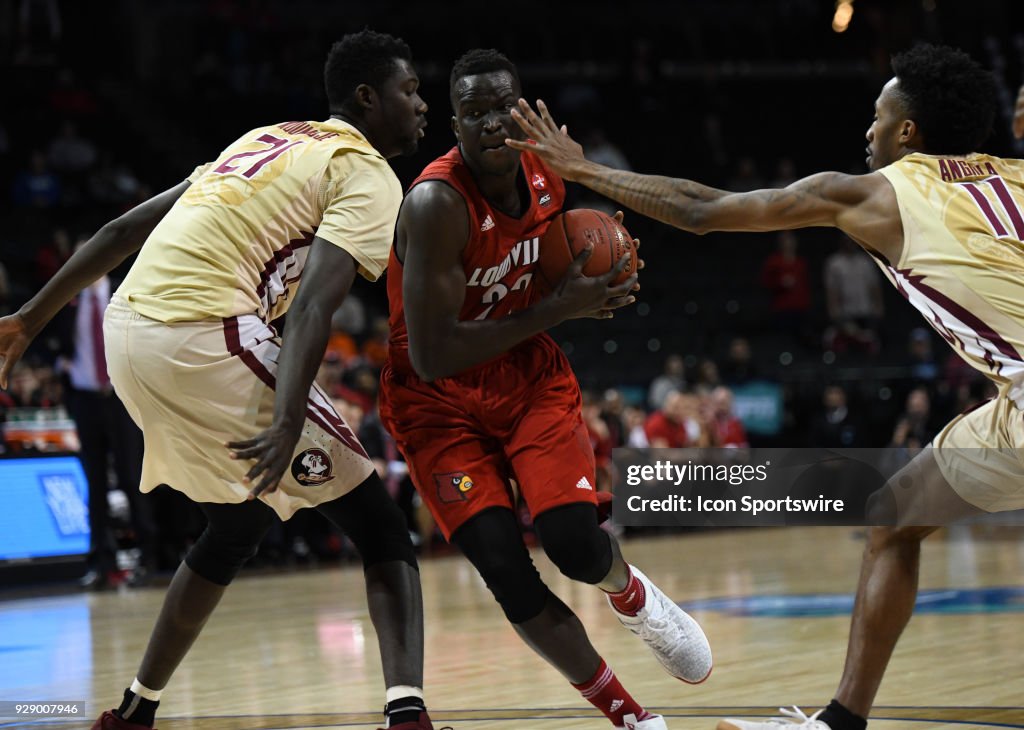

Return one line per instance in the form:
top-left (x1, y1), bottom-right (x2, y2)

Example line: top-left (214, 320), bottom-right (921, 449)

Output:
top-left (510, 44), bottom-right (1020, 730)
top-left (0, 31), bottom-right (441, 730)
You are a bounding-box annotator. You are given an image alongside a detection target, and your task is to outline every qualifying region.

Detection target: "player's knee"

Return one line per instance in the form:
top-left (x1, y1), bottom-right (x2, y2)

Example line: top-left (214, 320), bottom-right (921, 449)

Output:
top-left (866, 524), bottom-right (933, 551)
top-left (865, 486), bottom-right (898, 526)
top-left (471, 551), bottom-right (550, 623)
top-left (352, 509), bottom-right (417, 571)
top-left (535, 505), bottom-right (613, 584)
top-left (185, 527), bottom-right (262, 586)
top-left (319, 473), bottom-right (418, 571)
top-left (543, 532), bottom-right (612, 584)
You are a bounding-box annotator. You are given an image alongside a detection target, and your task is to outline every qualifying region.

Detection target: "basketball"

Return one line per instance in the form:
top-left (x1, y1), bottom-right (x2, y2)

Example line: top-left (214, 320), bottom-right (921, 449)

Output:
top-left (536, 209), bottom-right (637, 290)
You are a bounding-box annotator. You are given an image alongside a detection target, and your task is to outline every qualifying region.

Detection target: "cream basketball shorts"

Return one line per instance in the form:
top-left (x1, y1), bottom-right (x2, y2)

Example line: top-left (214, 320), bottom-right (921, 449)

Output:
top-left (933, 392), bottom-right (1024, 513)
top-left (103, 295), bottom-right (373, 520)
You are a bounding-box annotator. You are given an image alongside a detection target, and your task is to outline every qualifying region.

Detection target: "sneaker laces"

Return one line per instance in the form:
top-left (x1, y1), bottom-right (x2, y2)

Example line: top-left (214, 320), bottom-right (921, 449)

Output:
top-left (635, 592), bottom-right (684, 654)
top-left (768, 706), bottom-right (827, 727)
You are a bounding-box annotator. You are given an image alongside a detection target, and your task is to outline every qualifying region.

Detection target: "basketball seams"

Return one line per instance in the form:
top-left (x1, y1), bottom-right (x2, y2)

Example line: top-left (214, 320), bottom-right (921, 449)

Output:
top-left (537, 208), bottom-right (635, 288)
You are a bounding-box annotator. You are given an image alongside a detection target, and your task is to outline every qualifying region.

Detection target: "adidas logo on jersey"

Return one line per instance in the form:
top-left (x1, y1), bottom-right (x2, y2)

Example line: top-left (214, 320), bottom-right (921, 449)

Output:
top-left (610, 699), bottom-right (624, 713)
top-left (480, 214), bottom-right (495, 231)
top-left (576, 476), bottom-right (593, 490)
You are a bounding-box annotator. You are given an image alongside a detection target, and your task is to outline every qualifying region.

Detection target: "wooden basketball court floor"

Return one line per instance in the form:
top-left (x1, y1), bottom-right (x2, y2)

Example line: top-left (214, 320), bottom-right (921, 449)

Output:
top-left (2, 527), bottom-right (1022, 730)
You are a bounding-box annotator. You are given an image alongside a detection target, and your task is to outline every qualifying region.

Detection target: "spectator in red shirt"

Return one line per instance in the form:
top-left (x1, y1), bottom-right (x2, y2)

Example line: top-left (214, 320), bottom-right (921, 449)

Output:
top-left (708, 386), bottom-right (749, 448)
top-left (35, 228), bottom-right (72, 288)
top-left (760, 231), bottom-right (811, 341)
top-left (644, 390), bottom-right (689, 448)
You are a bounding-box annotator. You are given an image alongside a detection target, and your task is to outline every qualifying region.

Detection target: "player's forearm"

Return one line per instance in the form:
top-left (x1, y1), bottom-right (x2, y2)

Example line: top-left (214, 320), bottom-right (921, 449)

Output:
top-left (19, 180), bottom-right (188, 335)
top-left (572, 161), bottom-right (728, 232)
top-left (18, 220), bottom-right (142, 336)
top-left (272, 303), bottom-right (333, 431)
top-left (410, 298), bottom-right (565, 381)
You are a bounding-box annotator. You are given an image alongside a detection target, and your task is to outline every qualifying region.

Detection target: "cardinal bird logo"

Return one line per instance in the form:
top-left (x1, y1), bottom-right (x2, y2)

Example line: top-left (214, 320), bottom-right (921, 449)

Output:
top-left (434, 471), bottom-right (475, 503)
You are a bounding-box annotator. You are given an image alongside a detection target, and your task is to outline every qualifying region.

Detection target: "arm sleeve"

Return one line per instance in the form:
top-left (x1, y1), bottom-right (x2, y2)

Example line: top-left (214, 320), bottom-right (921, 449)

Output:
top-left (186, 163), bottom-right (213, 184)
top-left (315, 151), bottom-right (402, 282)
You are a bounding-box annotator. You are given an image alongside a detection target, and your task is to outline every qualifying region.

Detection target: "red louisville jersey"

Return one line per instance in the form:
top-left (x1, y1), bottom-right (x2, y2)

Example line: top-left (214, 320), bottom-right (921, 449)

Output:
top-left (387, 146), bottom-right (565, 374)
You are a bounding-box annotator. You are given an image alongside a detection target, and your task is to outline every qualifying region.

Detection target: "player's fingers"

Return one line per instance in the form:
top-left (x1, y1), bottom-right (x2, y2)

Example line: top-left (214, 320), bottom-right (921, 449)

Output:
top-left (601, 252), bottom-right (632, 281)
top-left (561, 124), bottom-right (569, 136)
top-left (248, 473), bottom-right (281, 500)
top-left (603, 295), bottom-right (637, 310)
top-left (0, 343), bottom-right (25, 390)
top-left (509, 110), bottom-right (537, 141)
top-left (610, 273), bottom-right (640, 295)
top-left (633, 237), bottom-right (641, 250)
top-left (536, 99), bottom-right (560, 133)
top-left (225, 437), bottom-right (260, 450)
top-left (567, 243), bottom-right (594, 273)
top-left (244, 455), bottom-right (273, 484)
top-left (513, 101), bottom-right (542, 135)
top-left (229, 444), bottom-right (264, 460)
top-left (504, 137), bottom-right (534, 151)
top-left (613, 210), bottom-right (625, 223)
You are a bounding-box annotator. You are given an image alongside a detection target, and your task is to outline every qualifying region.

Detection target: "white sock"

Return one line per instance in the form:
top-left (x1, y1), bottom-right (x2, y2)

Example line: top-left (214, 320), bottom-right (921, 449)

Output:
top-left (129, 678), bottom-right (163, 702)
top-left (385, 685), bottom-right (424, 704)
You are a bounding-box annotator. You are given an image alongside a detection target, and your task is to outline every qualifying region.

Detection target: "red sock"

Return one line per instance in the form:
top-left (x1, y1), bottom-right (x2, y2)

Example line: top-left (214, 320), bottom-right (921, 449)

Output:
top-left (605, 565), bottom-right (645, 616)
top-left (572, 659), bottom-right (653, 727)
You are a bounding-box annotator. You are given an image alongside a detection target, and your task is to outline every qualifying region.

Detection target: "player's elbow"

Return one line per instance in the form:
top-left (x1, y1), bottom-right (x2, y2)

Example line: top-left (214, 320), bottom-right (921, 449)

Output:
top-left (90, 217), bottom-right (140, 260)
top-left (682, 204), bottom-right (714, 235)
top-left (103, 209), bottom-right (154, 255)
top-left (408, 344), bottom-right (442, 383)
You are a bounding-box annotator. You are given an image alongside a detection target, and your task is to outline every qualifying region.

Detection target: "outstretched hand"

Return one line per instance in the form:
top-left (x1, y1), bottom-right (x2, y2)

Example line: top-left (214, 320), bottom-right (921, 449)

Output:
top-left (551, 245), bottom-right (638, 321)
top-left (226, 423), bottom-right (302, 500)
top-left (0, 314), bottom-right (32, 390)
top-left (506, 99), bottom-right (588, 181)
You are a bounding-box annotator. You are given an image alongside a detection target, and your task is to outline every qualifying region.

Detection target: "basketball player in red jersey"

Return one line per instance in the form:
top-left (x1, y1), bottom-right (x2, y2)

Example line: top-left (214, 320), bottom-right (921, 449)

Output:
top-left (379, 49), bottom-right (712, 730)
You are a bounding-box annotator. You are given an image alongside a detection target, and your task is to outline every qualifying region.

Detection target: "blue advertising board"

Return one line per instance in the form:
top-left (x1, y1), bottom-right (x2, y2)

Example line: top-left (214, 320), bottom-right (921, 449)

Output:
top-left (0, 456), bottom-right (90, 562)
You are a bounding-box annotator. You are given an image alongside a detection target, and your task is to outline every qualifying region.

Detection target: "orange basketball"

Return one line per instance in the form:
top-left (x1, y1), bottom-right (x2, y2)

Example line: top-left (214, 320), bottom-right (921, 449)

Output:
top-left (536, 209), bottom-right (637, 291)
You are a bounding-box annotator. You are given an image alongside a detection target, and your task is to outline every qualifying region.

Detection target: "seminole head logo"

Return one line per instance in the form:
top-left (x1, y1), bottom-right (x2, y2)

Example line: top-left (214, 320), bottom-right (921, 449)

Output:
top-left (291, 448), bottom-right (334, 486)
top-left (434, 471), bottom-right (474, 504)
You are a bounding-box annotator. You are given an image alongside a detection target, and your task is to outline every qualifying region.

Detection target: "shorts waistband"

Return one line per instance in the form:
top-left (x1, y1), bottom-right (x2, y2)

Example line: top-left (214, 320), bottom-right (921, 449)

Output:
top-left (106, 294), bottom-right (148, 321)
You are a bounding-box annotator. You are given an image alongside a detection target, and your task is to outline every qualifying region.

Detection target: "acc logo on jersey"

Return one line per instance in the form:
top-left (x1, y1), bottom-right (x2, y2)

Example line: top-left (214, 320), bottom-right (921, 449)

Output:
top-left (291, 448), bottom-right (334, 486)
top-left (538, 193), bottom-right (552, 206)
top-left (531, 173), bottom-right (547, 190)
top-left (434, 471), bottom-right (474, 503)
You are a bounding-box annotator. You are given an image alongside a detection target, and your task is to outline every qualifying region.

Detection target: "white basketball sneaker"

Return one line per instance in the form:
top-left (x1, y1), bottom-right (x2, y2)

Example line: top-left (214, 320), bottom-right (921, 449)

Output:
top-left (609, 566), bottom-right (713, 683)
top-left (617, 712), bottom-right (669, 730)
top-left (718, 707), bottom-right (832, 730)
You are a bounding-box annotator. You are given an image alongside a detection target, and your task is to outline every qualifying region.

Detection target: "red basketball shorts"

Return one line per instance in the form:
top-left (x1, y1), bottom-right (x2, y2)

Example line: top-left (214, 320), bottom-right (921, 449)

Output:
top-left (379, 336), bottom-right (597, 540)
